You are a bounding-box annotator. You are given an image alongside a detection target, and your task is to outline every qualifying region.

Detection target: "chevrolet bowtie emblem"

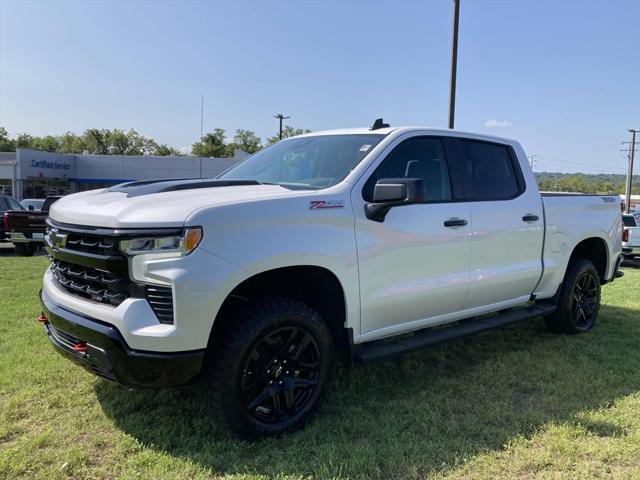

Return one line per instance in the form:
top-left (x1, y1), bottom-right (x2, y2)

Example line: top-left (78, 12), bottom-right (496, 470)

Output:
top-left (49, 228), bottom-right (68, 249)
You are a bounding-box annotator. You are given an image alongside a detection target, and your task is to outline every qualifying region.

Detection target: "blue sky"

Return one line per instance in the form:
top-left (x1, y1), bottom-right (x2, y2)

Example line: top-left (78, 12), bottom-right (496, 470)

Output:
top-left (0, 0), bottom-right (638, 174)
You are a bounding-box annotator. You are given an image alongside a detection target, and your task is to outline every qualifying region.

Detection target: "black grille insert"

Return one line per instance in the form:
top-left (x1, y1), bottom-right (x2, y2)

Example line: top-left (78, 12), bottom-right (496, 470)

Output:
top-left (50, 259), bottom-right (129, 306)
top-left (145, 285), bottom-right (174, 325)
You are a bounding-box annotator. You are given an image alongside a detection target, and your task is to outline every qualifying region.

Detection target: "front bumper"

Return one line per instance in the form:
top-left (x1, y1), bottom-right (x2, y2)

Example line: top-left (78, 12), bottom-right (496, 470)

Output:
top-left (39, 288), bottom-right (205, 388)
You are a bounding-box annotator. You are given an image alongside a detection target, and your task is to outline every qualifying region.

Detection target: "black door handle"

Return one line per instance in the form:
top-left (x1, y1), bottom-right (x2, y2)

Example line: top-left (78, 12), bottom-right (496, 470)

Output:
top-left (444, 218), bottom-right (468, 227)
top-left (522, 214), bottom-right (539, 222)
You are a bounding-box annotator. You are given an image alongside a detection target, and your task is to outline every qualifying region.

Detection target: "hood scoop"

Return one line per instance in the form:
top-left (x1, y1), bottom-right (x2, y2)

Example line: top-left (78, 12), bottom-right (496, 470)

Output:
top-left (106, 178), bottom-right (261, 198)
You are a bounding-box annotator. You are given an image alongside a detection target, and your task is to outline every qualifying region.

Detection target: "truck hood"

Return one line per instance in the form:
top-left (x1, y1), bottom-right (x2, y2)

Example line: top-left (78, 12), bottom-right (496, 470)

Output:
top-left (49, 179), bottom-right (308, 228)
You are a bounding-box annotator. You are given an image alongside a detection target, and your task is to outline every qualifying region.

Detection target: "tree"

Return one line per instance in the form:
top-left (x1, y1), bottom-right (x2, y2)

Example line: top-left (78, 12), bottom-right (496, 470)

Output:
top-left (0, 127), bottom-right (15, 152)
top-left (266, 126), bottom-right (311, 145)
top-left (107, 129), bottom-right (156, 155)
top-left (15, 133), bottom-right (36, 149)
top-left (34, 135), bottom-right (61, 153)
top-left (191, 128), bottom-right (228, 157)
top-left (58, 132), bottom-right (86, 153)
top-left (154, 144), bottom-right (182, 156)
top-left (227, 129), bottom-right (262, 155)
top-left (82, 129), bottom-right (110, 154)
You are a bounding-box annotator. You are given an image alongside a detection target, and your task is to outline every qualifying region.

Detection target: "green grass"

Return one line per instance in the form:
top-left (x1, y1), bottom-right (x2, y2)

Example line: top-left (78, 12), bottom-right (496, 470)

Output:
top-left (1, 256), bottom-right (640, 479)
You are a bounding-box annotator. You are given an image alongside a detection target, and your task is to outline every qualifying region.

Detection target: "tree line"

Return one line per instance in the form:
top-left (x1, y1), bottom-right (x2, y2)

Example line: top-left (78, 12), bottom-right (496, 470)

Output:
top-left (534, 172), bottom-right (639, 195)
top-left (0, 125), bottom-right (310, 158)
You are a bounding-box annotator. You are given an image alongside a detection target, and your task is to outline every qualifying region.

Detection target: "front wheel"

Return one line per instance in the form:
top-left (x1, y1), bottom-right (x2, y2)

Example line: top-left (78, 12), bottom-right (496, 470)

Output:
top-left (203, 298), bottom-right (333, 439)
top-left (545, 259), bottom-right (601, 334)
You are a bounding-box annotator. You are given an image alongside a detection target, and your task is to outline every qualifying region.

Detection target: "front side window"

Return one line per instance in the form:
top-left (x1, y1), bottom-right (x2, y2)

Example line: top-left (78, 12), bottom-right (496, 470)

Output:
top-left (460, 140), bottom-right (522, 201)
top-left (363, 137), bottom-right (452, 202)
top-left (219, 134), bottom-right (385, 189)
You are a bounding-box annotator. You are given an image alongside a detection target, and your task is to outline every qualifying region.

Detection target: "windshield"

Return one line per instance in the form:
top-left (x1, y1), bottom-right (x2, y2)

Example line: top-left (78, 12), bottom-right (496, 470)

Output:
top-left (218, 134), bottom-right (385, 189)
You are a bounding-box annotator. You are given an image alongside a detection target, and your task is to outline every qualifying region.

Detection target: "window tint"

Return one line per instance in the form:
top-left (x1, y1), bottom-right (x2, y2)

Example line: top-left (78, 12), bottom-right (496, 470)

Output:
top-left (363, 138), bottom-right (452, 202)
top-left (460, 140), bottom-right (521, 201)
top-left (623, 215), bottom-right (637, 227)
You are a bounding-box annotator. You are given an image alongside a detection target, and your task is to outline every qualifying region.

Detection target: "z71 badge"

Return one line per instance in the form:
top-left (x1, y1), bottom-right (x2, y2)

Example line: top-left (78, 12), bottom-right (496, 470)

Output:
top-left (309, 200), bottom-right (344, 210)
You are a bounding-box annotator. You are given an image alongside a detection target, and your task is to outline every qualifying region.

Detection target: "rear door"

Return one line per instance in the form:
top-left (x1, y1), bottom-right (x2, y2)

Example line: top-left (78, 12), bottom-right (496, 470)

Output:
top-left (455, 138), bottom-right (544, 309)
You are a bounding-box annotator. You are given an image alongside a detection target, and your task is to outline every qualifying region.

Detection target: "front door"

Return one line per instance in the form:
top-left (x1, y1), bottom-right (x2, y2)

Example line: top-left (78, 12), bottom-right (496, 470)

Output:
top-left (353, 135), bottom-right (472, 340)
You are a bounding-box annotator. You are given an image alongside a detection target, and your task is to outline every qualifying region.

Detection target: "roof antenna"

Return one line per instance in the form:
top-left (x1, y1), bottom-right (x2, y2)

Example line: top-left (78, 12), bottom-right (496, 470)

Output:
top-left (370, 118), bottom-right (390, 131)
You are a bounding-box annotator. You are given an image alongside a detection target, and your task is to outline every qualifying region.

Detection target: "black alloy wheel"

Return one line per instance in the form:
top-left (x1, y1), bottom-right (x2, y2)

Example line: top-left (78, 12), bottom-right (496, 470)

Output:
top-left (569, 270), bottom-right (599, 330)
top-left (545, 258), bottom-right (601, 334)
top-left (241, 326), bottom-right (321, 424)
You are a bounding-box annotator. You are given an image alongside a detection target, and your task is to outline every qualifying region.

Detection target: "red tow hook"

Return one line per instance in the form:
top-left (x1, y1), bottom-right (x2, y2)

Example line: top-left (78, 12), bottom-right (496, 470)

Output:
top-left (36, 314), bottom-right (49, 324)
top-left (73, 342), bottom-right (88, 353)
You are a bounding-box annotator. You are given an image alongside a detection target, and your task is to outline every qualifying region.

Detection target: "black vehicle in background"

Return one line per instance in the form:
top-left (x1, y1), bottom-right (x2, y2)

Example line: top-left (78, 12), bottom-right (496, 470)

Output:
top-left (0, 194), bottom-right (25, 242)
top-left (3, 196), bottom-right (61, 256)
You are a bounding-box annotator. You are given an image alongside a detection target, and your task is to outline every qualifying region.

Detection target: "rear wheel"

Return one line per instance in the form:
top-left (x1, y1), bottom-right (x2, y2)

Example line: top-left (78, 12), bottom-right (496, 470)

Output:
top-left (545, 259), bottom-right (600, 334)
top-left (203, 298), bottom-right (333, 439)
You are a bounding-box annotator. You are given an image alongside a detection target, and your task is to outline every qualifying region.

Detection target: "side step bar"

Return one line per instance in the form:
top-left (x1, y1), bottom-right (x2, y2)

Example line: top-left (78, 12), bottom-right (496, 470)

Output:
top-left (354, 303), bottom-right (557, 363)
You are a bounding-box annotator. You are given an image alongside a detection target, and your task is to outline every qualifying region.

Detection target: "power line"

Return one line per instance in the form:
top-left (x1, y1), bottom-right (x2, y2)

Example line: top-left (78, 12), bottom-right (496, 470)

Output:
top-left (624, 129), bottom-right (638, 213)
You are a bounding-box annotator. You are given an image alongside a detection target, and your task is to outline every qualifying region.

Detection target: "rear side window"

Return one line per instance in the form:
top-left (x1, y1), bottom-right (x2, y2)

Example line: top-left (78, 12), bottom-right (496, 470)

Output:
top-left (0, 197), bottom-right (6, 211)
top-left (623, 215), bottom-right (637, 227)
top-left (460, 140), bottom-right (522, 201)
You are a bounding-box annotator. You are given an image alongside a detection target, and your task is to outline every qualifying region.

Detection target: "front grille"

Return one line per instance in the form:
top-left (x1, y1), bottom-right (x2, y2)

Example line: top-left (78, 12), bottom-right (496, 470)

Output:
top-left (65, 232), bottom-right (120, 256)
top-left (46, 220), bottom-right (175, 324)
top-left (50, 259), bottom-right (129, 306)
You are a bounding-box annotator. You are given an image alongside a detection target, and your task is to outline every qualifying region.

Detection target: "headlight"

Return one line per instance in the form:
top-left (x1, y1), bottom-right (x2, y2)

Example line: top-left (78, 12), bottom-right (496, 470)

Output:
top-left (119, 227), bottom-right (202, 256)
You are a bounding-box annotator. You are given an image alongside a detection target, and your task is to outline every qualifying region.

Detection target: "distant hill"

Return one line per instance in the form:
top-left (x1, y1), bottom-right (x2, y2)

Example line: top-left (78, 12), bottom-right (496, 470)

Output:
top-left (534, 172), bottom-right (640, 195)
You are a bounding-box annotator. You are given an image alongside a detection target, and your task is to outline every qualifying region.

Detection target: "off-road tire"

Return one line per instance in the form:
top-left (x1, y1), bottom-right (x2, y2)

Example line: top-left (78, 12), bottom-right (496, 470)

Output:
top-left (203, 297), bottom-right (333, 439)
top-left (545, 258), bottom-right (601, 334)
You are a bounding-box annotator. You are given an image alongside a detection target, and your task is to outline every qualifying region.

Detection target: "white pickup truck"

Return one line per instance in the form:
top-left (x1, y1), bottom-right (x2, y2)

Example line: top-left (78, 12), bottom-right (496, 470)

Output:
top-left (39, 122), bottom-right (623, 438)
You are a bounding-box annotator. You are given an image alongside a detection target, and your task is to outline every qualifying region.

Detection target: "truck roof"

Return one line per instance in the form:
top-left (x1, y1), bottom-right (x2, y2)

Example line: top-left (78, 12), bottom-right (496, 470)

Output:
top-left (296, 126), bottom-right (517, 145)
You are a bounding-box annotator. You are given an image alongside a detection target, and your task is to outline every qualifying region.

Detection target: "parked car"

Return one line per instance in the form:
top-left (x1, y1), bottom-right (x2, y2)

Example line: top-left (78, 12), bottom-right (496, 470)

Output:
top-left (0, 193), bottom-right (25, 242)
top-left (622, 214), bottom-right (640, 260)
top-left (4, 196), bottom-right (61, 256)
top-left (20, 198), bottom-right (46, 211)
top-left (38, 123), bottom-right (623, 438)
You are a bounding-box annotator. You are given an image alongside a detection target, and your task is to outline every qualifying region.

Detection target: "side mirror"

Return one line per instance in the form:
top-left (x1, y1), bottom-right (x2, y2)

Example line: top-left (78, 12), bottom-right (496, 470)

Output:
top-left (365, 178), bottom-right (426, 222)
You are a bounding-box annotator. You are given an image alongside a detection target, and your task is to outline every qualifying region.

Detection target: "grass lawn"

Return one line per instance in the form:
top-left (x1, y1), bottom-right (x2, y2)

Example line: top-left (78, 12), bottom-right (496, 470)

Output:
top-left (1, 256), bottom-right (640, 479)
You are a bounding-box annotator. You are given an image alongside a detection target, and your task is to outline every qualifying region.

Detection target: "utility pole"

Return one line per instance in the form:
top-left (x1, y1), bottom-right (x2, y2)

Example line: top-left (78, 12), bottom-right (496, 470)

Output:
top-left (529, 154), bottom-right (537, 169)
top-left (200, 94), bottom-right (204, 141)
top-left (273, 113), bottom-right (290, 140)
top-left (624, 129), bottom-right (638, 213)
top-left (448, 0), bottom-right (460, 129)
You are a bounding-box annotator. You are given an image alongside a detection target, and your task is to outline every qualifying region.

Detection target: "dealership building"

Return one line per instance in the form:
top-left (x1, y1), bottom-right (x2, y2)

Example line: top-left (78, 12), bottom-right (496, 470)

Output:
top-left (0, 148), bottom-right (245, 201)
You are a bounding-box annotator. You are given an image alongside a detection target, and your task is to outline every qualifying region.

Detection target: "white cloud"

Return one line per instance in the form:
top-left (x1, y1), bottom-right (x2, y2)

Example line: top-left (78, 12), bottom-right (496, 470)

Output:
top-left (484, 119), bottom-right (513, 128)
top-left (179, 145), bottom-right (192, 155)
